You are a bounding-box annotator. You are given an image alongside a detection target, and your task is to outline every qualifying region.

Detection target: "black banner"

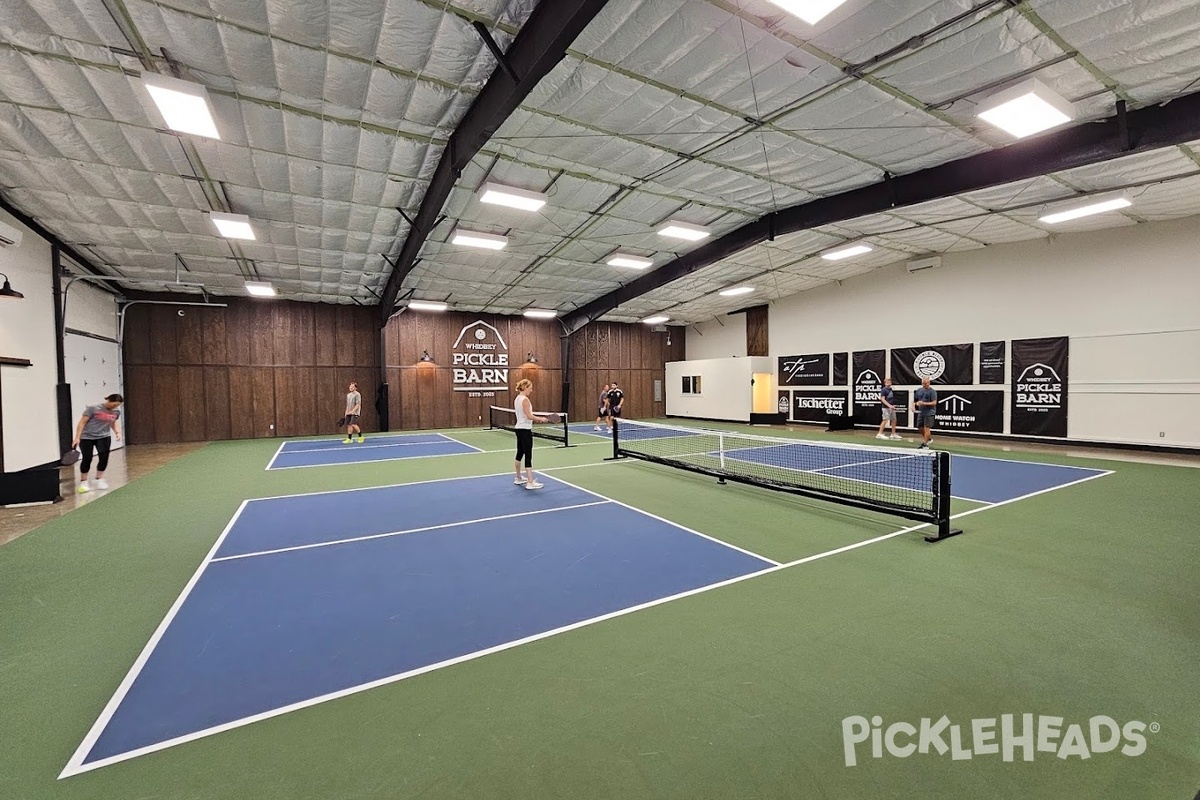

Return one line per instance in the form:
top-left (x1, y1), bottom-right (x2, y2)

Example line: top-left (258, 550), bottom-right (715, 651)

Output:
top-left (851, 350), bottom-right (887, 423)
top-left (778, 353), bottom-right (830, 386)
top-left (980, 341), bottom-right (1006, 384)
top-left (788, 390), bottom-right (849, 423)
top-left (833, 352), bottom-right (848, 386)
top-left (1011, 337), bottom-right (1069, 437)
top-left (933, 391), bottom-right (1004, 434)
top-left (890, 343), bottom-right (974, 386)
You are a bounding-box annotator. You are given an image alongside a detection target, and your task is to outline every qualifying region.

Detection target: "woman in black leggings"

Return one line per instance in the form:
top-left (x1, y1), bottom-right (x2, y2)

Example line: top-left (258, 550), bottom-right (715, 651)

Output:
top-left (72, 393), bottom-right (124, 493)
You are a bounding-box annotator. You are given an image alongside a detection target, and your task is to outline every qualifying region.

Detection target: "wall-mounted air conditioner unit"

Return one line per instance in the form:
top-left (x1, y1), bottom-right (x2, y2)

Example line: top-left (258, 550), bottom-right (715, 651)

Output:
top-left (906, 256), bottom-right (941, 273)
top-left (0, 219), bottom-right (22, 248)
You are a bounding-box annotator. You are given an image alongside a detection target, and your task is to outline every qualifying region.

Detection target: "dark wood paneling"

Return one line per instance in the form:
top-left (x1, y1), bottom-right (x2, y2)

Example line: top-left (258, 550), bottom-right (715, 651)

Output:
top-left (177, 366), bottom-right (206, 441)
top-left (201, 306), bottom-right (227, 365)
top-left (316, 368), bottom-right (342, 435)
top-left (335, 305), bottom-right (356, 366)
top-left (746, 306), bottom-right (769, 357)
top-left (178, 309), bottom-right (203, 364)
top-left (225, 303), bottom-right (252, 366)
top-left (293, 304), bottom-right (314, 367)
top-left (151, 366), bottom-right (181, 442)
top-left (274, 369), bottom-right (298, 437)
top-left (250, 305), bottom-right (274, 366)
top-left (204, 366), bottom-right (231, 440)
top-left (124, 308), bottom-right (153, 366)
top-left (228, 367), bottom-right (255, 440)
top-left (292, 367), bottom-right (317, 437)
top-left (124, 366), bottom-right (154, 444)
top-left (150, 306), bottom-right (178, 365)
top-left (273, 305), bottom-right (295, 366)
top-left (251, 367), bottom-right (274, 438)
top-left (314, 304), bottom-right (338, 367)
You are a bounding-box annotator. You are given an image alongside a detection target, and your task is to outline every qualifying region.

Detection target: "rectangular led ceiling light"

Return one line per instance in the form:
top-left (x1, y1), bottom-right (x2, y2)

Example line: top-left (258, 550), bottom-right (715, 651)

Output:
top-left (244, 281), bottom-right (276, 297)
top-left (479, 183), bottom-right (548, 212)
top-left (451, 228), bottom-right (508, 250)
top-left (142, 72), bottom-right (221, 139)
top-left (642, 315), bottom-right (670, 325)
top-left (523, 309), bottom-right (558, 319)
top-left (763, 0), bottom-right (851, 25)
top-left (719, 286), bottom-right (756, 297)
top-left (657, 221), bottom-right (710, 241)
top-left (1038, 195), bottom-right (1131, 224)
top-left (209, 212), bottom-right (256, 240)
top-left (821, 243), bottom-right (873, 261)
top-left (408, 300), bottom-right (448, 311)
top-left (607, 254), bottom-right (653, 269)
top-left (976, 77), bottom-right (1074, 139)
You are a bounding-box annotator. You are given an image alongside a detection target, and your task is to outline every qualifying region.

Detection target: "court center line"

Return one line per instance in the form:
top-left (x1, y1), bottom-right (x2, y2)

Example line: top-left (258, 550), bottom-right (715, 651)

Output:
top-left (281, 440), bottom-right (469, 454)
top-left (210, 501), bottom-right (613, 562)
top-left (266, 441), bottom-right (610, 470)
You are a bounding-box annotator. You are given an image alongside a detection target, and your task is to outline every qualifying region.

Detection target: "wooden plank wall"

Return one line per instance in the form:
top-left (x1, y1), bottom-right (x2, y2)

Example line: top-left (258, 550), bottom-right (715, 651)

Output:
top-left (383, 313), bottom-right (684, 430)
top-left (123, 300), bottom-right (379, 444)
top-left (746, 306), bottom-right (769, 357)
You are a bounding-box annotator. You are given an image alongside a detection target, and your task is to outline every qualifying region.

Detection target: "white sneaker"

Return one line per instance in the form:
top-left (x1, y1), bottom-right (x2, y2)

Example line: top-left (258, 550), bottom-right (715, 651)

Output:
top-left (94, 478), bottom-right (109, 490)
top-left (889, 434), bottom-right (903, 440)
top-left (875, 433), bottom-right (888, 440)
top-left (514, 477), bottom-right (527, 485)
top-left (524, 481), bottom-right (544, 490)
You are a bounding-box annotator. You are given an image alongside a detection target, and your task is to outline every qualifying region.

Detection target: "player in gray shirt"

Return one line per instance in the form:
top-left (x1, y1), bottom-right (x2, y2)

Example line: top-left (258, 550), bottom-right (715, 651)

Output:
top-left (912, 378), bottom-right (937, 450)
top-left (72, 393), bottom-right (123, 492)
top-left (343, 382), bottom-right (364, 443)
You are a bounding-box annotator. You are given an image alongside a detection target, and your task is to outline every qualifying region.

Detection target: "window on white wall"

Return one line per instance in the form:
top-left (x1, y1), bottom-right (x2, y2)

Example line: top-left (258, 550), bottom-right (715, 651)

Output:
top-left (681, 376), bottom-right (702, 394)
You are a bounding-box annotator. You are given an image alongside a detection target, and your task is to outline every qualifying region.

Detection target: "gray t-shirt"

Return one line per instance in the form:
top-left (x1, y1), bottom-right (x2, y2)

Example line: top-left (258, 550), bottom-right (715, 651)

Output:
top-left (345, 391), bottom-right (361, 414)
top-left (82, 404), bottom-right (120, 439)
top-left (913, 387), bottom-right (937, 414)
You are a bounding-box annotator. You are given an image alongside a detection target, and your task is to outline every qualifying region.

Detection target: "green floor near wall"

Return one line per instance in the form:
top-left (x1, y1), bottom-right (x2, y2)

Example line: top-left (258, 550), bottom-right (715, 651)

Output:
top-left (1, 425), bottom-right (1197, 800)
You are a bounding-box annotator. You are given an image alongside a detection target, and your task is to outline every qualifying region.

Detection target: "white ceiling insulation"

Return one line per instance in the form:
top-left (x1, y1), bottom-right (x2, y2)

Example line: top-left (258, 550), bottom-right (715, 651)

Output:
top-left (1, 0), bottom-right (1198, 323)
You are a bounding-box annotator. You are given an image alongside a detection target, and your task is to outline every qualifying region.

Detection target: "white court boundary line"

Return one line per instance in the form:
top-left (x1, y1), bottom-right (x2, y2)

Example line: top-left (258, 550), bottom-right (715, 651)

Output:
top-left (59, 465), bottom-right (1114, 778)
top-left (267, 438), bottom-right (609, 472)
top-left (211, 501), bottom-right (612, 562)
top-left (266, 432), bottom-right (464, 470)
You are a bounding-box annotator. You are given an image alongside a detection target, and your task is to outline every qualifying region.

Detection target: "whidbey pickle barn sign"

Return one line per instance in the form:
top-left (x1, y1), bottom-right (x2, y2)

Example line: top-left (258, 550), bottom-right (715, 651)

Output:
top-left (452, 320), bottom-right (509, 393)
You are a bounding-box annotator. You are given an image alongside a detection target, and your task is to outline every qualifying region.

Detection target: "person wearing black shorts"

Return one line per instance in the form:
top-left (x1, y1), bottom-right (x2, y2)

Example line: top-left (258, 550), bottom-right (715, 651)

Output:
top-left (605, 382), bottom-right (624, 432)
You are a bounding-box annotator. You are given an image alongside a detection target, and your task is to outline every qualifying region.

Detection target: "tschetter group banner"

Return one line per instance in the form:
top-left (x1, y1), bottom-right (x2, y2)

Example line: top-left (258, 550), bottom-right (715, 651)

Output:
top-left (890, 343), bottom-right (974, 386)
top-left (1011, 337), bottom-right (1069, 437)
top-left (780, 390), bottom-right (848, 422)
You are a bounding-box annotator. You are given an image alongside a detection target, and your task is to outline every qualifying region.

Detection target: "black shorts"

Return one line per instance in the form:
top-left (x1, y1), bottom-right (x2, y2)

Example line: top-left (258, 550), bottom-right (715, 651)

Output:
top-left (344, 414), bottom-right (360, 425)
top-left (597, 406), bottom-right (610, 417)
top-left (610, 406), bottom-right (622, 418)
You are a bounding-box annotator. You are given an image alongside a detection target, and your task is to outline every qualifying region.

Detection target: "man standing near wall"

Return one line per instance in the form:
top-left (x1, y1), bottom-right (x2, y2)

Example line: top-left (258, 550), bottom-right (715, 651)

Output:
top-left (343, 382), bottom-right (364, 444)
top-left (593, 383), bottom-right (610, 431)
top-left (913, 377), bottom-right (937, 450)
top-left (605, 382), bottom-right (624, 432)
top-left (875, 377), bottom-right (902, 441)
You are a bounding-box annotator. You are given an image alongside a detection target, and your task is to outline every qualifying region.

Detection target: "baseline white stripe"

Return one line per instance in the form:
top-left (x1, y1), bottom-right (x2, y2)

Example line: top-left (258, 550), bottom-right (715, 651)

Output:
top-left (211, 501), bottom-right (612, 562)
top-left (59, 500), bottom-right (253, 779)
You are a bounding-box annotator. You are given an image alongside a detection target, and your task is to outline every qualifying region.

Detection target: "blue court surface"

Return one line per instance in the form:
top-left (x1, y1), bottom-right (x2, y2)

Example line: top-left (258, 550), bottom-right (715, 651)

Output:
top-left (266, 432), bottom-right (482, 469)
top-left (65, 474), bottom-right (777, 774)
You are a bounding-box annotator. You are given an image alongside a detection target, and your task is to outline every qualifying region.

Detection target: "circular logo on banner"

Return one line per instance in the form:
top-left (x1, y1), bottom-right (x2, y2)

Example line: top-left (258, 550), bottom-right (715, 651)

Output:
top-left (474, 328), bottom-right (487, 341)
top-left (778, 396), bottom-right (790, 413)
top-left (913, 350), bottom-right (946, 381)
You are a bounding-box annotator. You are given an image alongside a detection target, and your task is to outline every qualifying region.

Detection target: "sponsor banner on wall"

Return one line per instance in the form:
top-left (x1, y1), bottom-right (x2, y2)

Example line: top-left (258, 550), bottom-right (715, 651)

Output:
top-left (833, 352), bottom-right (848, 386)
top-left (890, 343), bottom-right (974, 386)
top-left (851, 350), bottom-right (887, 423)
top-left (933, 391), bottom-right (1004, 433)
top-left (789, 390), bottom-right (849, 423)
top-left (777, 391), bottom-right (792, 417)
top-left (1011, 337), bottom-right (1069, 437)
top-left (778, 353), bottom-right (830, 386)
top-left (980, 341), bottom-right (1007, 384)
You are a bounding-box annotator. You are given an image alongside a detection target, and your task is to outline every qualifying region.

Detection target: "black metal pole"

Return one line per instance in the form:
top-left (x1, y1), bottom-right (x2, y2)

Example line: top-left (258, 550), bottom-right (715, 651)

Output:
top-left (925, 450), bottom-right (963, 543)
top-left (51, 246), bottom-right (73, 454)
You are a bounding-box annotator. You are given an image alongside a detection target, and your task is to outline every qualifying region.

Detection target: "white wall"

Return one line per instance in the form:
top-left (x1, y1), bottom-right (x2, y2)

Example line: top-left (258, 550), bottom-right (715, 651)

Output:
top-left (667, 357), bottom-right (756, 421)
top-left (64, 279), bottom-right (118, 339)
top-left (686, 314), bottom-right (746, 359)
top-left (61, 277), bottom-right (124, 450)
top-left (769, 216), bottom-right (1200, 448)
top-left (0, 209), bottom-right (59, 471)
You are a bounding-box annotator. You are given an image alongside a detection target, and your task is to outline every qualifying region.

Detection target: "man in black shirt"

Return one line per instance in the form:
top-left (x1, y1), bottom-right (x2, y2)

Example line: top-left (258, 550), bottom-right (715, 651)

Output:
top-left (605, 382), bottom-right (624, 432)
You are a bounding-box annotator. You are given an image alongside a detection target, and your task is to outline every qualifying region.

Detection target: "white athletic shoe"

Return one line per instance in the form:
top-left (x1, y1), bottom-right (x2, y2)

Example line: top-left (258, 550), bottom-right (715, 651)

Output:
top-left (889, 434), bottom-right (903, 441)
top-left (875, 433), bottom-right (888, 440)
top-left (525, 481), bottom-right (544, 490)
top-left (76, 483), bottom-right (91, 494)
top-left (593, 425), bottom-right (601, 431)
top-left (94, 478), bottom-right (109, 490)
top-left (514, 477), bottom-right (527, 485)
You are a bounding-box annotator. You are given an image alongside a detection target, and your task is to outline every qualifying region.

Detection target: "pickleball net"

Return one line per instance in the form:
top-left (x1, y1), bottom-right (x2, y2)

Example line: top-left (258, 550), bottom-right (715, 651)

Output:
top-left (611, 419), bottom-right (959, 541)
top-left (489, 405), bottom-right (572, 447)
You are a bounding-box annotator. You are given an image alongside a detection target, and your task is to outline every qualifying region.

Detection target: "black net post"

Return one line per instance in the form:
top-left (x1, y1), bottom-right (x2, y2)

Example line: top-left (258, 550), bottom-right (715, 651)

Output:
top-left (605, 415), bottom-right (622, 461)
top-left (924, 450), bottom-right (963, 543)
